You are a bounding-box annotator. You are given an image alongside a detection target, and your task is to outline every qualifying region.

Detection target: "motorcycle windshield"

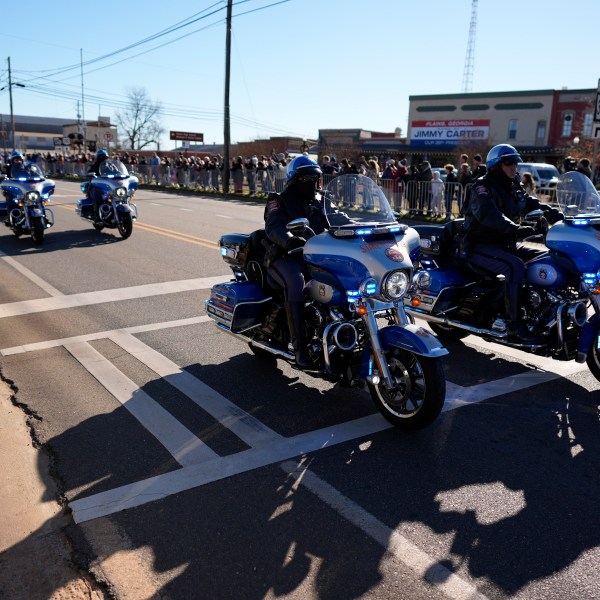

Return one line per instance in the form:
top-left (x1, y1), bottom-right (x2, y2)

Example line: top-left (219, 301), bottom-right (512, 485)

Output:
top-left (9, 161), bottom-right (45, 181)
top-left (555, 171), bottom-right (600, 218)
top-left (320, 174), bottom-right (397, 228)
top-left (98, 159), bottom-right (129, 179)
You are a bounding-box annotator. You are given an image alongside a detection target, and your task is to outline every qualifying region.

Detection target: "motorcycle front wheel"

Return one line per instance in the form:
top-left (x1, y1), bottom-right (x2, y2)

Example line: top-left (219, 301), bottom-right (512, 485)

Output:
top-left (117, 212), bottom-right (133, 239)
top-left (368, 348), bottom-right (445, 430)
top-left (31, 218), bottom-right (44, 245)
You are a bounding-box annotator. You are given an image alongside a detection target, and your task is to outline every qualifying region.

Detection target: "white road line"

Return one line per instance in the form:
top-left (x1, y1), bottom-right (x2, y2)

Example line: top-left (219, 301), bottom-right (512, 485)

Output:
top-left (69, 413), bottom-right (391, 523)
top-left (65, 341), bottom-right (218, 466)
top-left (281, 460), bottom-right (489, 600)
top-left (1, 316), bottom-right (211, 356)
top-left (0, 250), bottom-right (63, 297)
top-left (0, 274), bottom-right (229, 319)
top-left (215, 214), bottom-right (233, 219)
top-left (108, 331), bottom-right (281, 446)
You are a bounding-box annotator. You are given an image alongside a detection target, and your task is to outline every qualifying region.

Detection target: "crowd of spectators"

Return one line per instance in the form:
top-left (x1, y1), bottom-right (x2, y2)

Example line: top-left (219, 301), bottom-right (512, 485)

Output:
top-left (1, 148), bottom-right (596, 220)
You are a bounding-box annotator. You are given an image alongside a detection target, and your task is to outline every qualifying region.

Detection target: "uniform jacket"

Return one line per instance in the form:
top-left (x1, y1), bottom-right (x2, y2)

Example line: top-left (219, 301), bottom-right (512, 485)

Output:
top-left (264, 188), bottom-right (327, 250)
top-left (464, 169), bottom-right (549, 247)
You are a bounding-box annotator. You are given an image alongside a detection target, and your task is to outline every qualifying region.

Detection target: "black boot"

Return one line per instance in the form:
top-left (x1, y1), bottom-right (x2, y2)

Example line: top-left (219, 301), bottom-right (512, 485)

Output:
top-left (284, 301), bottom-right (312, 370)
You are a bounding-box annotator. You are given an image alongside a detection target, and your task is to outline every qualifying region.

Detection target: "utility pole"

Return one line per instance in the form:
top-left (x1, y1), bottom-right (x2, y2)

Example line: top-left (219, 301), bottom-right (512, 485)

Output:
top-left (223, 0), bottom-right (232, 194)
top-left (8, 56), bottom-right (15, 149)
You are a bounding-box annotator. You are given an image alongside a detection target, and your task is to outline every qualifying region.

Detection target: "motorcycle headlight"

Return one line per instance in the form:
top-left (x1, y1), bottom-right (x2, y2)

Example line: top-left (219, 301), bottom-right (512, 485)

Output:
top-left (382, 270), bottom-right (410, 300)
top-left (25, 191), bottom-right (40, 204)
top-left (115, 187), bottom-right (127, 198)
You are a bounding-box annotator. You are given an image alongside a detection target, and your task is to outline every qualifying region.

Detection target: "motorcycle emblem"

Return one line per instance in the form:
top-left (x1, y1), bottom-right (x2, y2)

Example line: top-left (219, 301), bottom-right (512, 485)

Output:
top-left (539, 269), bottom-right (548, 280)
top-left (385, 244), bottom-right (404, 263)
top-left (319, 285), bottom-right (326, 297)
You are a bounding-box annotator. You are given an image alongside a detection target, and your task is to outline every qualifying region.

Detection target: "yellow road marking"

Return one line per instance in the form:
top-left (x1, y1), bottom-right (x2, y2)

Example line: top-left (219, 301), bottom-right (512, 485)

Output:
top-left (55, 203), bottom-right (218, 250)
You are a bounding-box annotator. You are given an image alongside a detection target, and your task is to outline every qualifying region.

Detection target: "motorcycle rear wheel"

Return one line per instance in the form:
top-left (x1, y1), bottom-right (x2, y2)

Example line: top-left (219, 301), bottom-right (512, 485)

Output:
top-left (368, 348), bottom-right (445, 430)
top-left (117, 212), bottom-right (133, 239)
top-left (31, 219), bottom-right (44, 245)
top-left (428, 322), bottom-right (470, 340)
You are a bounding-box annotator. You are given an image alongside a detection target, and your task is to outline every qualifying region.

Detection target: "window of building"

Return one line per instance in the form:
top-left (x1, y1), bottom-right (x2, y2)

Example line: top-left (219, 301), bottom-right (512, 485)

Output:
top-left (562, 112), bottom-right (573, 137)
top-left (583, 113), bottom-right (593, 136)
top-left (536, 120), bottom-right (546, 140)
top-left (508, 119), bottom-right (518, 140)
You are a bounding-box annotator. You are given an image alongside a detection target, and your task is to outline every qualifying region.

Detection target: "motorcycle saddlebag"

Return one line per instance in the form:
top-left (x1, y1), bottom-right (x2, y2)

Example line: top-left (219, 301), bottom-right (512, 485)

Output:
top-left (76, 197), bottom-right (94, 219)
top-left (205, 280), bottom-right (270, 332)
top-left (219, 234), bottom-right (251, 268)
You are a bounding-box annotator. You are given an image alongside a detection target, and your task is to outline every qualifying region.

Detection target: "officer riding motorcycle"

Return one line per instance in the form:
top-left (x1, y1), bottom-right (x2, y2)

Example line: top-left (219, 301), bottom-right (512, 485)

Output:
top-left (462, 144), bottom-right (563, 341)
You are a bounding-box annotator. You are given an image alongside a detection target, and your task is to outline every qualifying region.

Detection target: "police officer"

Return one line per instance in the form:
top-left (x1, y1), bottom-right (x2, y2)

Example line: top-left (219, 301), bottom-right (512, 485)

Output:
top-left (86, 149), bottom-right (109, 222)
top-left (264, 156), bottom-right (326, 369)
top-left (463, 144), bottom-right (563, 341)
top-left (3, 150), bottom-right (24, 178)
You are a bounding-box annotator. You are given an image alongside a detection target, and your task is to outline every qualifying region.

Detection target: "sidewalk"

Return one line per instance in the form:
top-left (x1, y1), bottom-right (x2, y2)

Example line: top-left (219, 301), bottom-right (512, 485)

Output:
top-left (0, 378), bottom-right (105, 599)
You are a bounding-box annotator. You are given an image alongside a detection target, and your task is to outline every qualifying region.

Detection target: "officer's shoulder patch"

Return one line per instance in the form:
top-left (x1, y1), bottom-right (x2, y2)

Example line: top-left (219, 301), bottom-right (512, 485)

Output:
top-left (266, 195), bottom-right (281, 212)
top-left (475, 185), bottom-right (488, 195)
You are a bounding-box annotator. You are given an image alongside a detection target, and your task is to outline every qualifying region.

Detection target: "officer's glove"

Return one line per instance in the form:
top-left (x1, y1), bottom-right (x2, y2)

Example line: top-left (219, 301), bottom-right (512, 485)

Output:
top-left (545, 207), bottom-right (564, 224)
top-left (516, 225), bottom-right (536, 240)
top-left (285, 236), bottom-right (306, 252)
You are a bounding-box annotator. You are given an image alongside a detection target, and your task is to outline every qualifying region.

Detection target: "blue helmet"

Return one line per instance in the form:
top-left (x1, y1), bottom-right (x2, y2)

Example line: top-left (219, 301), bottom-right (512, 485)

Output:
top-left (96, 148), bottom-right (108, 159)
top-left (286, 155), bottom-right (322, 185)
top-left (486, 144), bottom-right (522, 169)
top-left (10, 150), bottom-right (23, 161)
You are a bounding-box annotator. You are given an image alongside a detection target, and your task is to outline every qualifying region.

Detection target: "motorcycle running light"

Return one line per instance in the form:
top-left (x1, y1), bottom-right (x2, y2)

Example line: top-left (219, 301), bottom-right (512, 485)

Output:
top-left (414, 271), bottom-right (432, 290)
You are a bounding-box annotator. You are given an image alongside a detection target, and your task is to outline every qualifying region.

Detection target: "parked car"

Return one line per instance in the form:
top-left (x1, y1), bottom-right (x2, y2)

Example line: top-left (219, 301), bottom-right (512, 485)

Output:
top-left (517, 162), bottom-right (560, 191)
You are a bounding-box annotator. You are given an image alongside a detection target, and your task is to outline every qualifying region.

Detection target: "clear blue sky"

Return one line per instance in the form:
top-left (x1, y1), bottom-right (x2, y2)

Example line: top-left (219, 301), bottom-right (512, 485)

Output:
top-left (2, 0), bottom-right (598, 150)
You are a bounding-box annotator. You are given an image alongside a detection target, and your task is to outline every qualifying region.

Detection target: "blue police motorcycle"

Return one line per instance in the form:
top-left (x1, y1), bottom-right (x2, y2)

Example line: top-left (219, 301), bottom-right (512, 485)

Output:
top-left (205, 174), bottom-right (448, 430)
top-left (0, 160), bottom-right (55, 245)
top-left (405, 171), bottom-right (600, 381)
top-left (77, 159), bottom-right (138, 239)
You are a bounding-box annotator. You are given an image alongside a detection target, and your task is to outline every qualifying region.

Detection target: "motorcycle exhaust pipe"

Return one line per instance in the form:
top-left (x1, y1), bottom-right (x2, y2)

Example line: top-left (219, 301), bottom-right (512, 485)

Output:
top-left (567, 302), bottom-right (588, 328)
top-left (9, 208), bottom-right (24, 226)
top-left (214, 322), bottom-right (295, 361)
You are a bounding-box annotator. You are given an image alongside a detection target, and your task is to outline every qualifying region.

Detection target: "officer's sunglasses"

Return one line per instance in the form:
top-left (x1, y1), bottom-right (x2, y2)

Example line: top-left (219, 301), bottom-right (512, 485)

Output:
top-left (501, 159), bottom-right (519, 166)
top-left (297, 174), bottom-right (321, 183)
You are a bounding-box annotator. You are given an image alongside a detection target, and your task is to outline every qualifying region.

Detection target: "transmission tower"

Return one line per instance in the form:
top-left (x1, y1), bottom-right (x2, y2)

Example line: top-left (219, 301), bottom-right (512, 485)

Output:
top-left (461, 0), bottom-right (478, 93)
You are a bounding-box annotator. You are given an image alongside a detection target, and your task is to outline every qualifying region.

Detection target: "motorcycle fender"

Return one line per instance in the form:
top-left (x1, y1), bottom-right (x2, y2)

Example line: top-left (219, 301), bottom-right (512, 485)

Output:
top-left (115, 203), bottom-right (131, 214)
top-left (29, 208), bottom-right (43, 217)
top-left (378, 324), bottom-right (449, 358)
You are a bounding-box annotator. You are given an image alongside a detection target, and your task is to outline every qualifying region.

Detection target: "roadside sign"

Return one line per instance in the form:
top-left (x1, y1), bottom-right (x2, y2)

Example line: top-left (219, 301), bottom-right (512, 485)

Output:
top-left (104, 132), bottom-right (114, 142)
top-left (170, 131), bottom-right (204, 142)
top-left (595, 78), bottom-right (600, 121)
top-left (592, 123), bottom-right (600, 139)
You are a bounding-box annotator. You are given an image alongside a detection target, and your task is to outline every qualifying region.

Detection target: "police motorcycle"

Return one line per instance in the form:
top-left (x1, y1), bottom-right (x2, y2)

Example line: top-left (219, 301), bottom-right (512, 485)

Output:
top-left (205, 174), bottom-right (449, 430)
top-left (0, 157), bottom-right (55, 245)
top-left (405, 171), bottom-right (600, 381)
top-left (77, 159), bottom-right (138, 239)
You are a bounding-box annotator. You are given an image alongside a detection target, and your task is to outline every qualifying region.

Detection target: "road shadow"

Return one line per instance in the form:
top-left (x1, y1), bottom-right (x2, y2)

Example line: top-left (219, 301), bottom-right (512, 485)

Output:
top-left (4, 340), bottom-right (600, 598)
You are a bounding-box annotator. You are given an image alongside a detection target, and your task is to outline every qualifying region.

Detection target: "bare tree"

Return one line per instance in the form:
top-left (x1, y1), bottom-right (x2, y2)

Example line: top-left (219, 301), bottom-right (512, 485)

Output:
top-left (115, 87), bottom-right (164, 150)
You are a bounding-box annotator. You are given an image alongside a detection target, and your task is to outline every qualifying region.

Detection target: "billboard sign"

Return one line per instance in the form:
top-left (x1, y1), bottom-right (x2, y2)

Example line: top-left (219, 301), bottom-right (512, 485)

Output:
top-left (410, 119), bottom-right (490, 147)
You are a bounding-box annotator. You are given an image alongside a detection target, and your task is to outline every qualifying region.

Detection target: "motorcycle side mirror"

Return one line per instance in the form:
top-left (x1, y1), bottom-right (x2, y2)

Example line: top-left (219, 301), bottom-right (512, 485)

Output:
top-left (287, 218), bottom-right (310, 234)
top-left (524, 209), bottom-right (544, 219)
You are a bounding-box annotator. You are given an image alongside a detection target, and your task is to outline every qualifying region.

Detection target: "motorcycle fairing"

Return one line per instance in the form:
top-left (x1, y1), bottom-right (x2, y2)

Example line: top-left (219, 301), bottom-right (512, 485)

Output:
top-left (545, 221), bottom-right (600, 273)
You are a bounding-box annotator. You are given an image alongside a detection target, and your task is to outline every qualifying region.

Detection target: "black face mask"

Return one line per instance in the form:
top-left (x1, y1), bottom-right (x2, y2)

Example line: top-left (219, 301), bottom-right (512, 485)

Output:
top-left (292, 180), bottom-right (319, 201)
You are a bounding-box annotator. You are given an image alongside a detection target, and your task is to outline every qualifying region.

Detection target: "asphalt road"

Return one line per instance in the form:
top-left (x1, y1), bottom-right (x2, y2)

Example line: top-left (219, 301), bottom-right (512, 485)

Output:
top-left (1, 179), bottom-right (600, 600)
